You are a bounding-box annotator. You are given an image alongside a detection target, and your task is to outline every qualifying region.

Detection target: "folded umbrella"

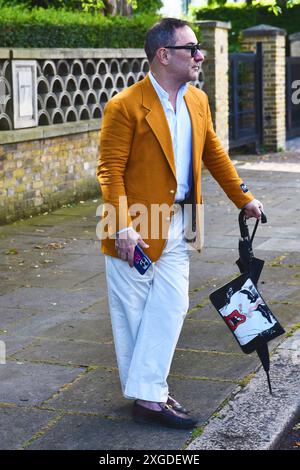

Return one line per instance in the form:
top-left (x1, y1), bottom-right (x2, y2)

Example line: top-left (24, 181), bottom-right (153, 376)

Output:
top-left (210, 210), bottom-right (285, 395)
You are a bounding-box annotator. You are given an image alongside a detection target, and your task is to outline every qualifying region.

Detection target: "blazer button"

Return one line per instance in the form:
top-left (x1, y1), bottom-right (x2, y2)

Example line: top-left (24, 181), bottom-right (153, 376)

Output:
top-left (170, 189), bottom-right (175, 194)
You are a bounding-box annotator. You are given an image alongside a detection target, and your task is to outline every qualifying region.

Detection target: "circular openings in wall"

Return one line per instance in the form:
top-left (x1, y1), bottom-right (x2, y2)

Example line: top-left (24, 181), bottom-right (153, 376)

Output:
top-left (37, 77), bottom-right (50, 95)
top-left (137, 73), bottom-right (145, 82)
top-left (45, 93), bottom-right (58, 110)
top-left (73, 91), bottom-right (85, 107)
top-left (0, 114), bottom-right (12, 130)
top-left (116, 74), bottom-right (125, 89)
top-left (59, 92), bottom-right (72, 108)
top-left (99, 91), bottom-right (109, 106)
top-left (65, 76), bottom-right (77, 93)
top-left (104, 76), bottom-right (113, 90)
top-left (86, 90), bottom-right (97, 105)
top-left (85, 60), bottom-right (97, 76)
top-left (38, 110), bottom-right (51, 126)
top-left (71, 60), bottom-right (84, 77)
top-left (91, 76), bottom-right (102, 92)
top-left (78, 76), bottom-right (90, 92)
top-left (52, 109), bottom-right (64, 124)
top-left (57, 60), bottom-right (70, 76)
top-left (79, 105), bottom-right (91, 121)
top-left (42, 60), bottom-right (56, 78)
top-left (141, 59), bottom-right (150, 73)
top-left (126, 73), bottom-right (135, 87)
top-left (65, 107), bottom-right (78, 122)
top-left (110, 89), bottom-right (119, 99)
top-left (90, 104), bottom-right (101, 119)
top-left (51, 76), bottom-right (64, 94)
top-left (97, 60), bottom-right (109, 76)
top-left (131, 59), bottom-right (141, 74)
top-left (110, 59), bottom-right (120, 75)
top-left (120, 60), bottom-right (130, 75)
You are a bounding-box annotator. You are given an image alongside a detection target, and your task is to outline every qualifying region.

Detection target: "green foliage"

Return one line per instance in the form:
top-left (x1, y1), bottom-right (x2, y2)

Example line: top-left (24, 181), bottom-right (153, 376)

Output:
top-left (133, 0), bottom-right (163, 14)
top-left (0, 0), bottom-right (163, 14)
top-left (192, 3), bottom-right (300, 51)
top-left (0, 6), bottom-right (159, 47)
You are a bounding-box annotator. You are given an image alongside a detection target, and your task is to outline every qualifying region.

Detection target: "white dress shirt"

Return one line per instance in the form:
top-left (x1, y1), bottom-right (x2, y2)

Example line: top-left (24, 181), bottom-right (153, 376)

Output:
top-left (149, 71), bottom-right (192, 202)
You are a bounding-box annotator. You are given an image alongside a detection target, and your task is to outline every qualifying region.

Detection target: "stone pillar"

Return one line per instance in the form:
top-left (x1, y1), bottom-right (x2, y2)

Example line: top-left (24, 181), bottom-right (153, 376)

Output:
top-left (196, 21), bottom-right (231, 151)
top-left (289, 32), bottom-right (300, 57)
top-left (241, 24), bottom-right (286, 151)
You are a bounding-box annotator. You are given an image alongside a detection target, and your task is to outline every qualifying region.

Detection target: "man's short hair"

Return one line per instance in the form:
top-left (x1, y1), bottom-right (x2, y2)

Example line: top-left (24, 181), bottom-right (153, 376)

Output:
top-left (144, 18), bottom-right (190, 64)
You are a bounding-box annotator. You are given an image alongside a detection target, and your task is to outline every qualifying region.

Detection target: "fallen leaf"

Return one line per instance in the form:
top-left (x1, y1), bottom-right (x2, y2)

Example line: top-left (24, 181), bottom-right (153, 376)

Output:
top-left (47, 242), bottom-right (64, 250)
top-left (5, 248), bottom-right (18, 255)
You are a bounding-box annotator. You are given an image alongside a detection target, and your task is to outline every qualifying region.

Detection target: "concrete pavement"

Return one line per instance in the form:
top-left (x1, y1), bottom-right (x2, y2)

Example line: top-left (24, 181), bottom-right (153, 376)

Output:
top-left (0, 149), bottom-right (299, 450)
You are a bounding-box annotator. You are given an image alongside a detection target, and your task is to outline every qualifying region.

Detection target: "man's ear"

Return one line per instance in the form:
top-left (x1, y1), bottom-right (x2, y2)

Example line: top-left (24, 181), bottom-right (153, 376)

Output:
top-left (156, 47), bottom-right (169, 66)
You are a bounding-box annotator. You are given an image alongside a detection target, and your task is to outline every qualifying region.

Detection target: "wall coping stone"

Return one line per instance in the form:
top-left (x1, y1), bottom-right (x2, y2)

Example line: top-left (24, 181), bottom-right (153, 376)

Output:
top-left (2, 48), bottom-right (146, 60)
top-left (0, 49), bottom-right (10, 59)
top-left (193, 20), bottom-right (231, 29)
top-left (289, 32), bottom-right (300, 41)
top-left (0, 119), bottom-right (101, 145)
top-left (195, 20), bottom-right (231, 30)
top-left (242, 24), bottom-right (286, 37)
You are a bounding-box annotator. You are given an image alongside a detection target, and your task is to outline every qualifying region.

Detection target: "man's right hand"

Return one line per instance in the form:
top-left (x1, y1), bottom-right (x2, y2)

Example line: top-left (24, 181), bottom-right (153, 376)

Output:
top-left (115, 228), bottom-right (149, 268)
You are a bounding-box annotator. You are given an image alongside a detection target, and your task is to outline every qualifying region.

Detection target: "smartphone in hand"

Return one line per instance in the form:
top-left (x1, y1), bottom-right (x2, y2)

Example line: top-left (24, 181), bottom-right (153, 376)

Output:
top-left (134, 245), bottom-right (152, 275)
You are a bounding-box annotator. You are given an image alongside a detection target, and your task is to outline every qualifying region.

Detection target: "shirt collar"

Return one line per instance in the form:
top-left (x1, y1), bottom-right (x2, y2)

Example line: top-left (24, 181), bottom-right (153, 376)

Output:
top-left (148, 71), bottom-right (188, 103)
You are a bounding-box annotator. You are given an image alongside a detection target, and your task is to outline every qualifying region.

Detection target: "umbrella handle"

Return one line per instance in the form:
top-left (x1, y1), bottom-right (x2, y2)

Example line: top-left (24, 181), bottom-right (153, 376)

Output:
top-left (239, 210), bottom-right (267, 242)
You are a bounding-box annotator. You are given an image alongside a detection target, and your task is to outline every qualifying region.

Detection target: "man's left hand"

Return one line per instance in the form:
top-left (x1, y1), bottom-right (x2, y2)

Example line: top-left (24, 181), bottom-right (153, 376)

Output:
top-left (242, 199), bottom-right (264, 219)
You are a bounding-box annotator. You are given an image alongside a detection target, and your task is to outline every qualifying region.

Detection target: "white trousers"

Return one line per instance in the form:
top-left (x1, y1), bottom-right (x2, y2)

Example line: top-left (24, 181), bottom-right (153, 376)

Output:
top-left (104, 211), bottom-right (190, 402)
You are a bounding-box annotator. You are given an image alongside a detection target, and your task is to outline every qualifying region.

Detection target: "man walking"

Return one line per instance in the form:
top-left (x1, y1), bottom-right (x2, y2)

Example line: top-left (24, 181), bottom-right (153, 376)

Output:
top-left (96, 18), bottom-right (263, 429)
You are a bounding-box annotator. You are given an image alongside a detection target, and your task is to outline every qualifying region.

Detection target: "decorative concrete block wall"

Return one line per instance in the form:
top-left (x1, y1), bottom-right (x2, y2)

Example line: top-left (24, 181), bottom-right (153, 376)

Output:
top-left (0, 47), bottom-right (205, 223)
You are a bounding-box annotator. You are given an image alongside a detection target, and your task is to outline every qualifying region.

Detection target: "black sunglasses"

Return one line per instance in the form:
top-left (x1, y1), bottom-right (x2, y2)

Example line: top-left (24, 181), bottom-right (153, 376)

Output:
top-left (164, 43), bottom-right (202, 58)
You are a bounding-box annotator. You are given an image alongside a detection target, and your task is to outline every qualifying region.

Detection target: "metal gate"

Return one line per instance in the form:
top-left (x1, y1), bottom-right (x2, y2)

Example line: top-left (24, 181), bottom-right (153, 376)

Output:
top-left (286, 56), bottom-right (300, 139)
top-left (229, 43), bottom-right (263, 150)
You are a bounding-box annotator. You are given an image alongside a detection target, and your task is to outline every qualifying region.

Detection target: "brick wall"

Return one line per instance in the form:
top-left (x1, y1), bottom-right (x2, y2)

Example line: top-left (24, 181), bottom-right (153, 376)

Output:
top-left (0, 129), bottom-right (99, 224)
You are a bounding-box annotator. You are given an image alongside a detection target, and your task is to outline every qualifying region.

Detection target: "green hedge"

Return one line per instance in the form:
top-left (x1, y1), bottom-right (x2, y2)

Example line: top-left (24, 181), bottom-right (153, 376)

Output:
top-left (0, 6), bottom-right (159, 48)
top-left (192, 4), bottom-right (300, 51)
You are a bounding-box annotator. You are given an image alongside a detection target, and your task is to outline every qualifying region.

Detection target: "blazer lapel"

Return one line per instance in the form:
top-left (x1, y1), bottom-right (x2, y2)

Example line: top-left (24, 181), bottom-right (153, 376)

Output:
top-left (142, 76), bottom-right (176, 178)
top-left (184, 87), bottom-right (205, 182)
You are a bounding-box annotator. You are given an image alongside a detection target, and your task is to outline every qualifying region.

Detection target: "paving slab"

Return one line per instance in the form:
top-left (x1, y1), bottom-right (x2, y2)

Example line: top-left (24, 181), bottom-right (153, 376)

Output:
top-left (8, 314), bottom-right (114, 343)
top-left (0, 333), bottom-right (37, 356)
top-left (178, 319), bottom-right (244, 354)
top-left (0, 286), bottom-right (100, 313)
top-left (25, 413), bottom-right (190, 450)
top-left (11, 338), bottom-right (117, 368)
top-left (0, 406), bottom-right (57, 450)
top-left (171, 348), bottom-right (258, 381)
top-left (0, 361), bottom-right (85, 407)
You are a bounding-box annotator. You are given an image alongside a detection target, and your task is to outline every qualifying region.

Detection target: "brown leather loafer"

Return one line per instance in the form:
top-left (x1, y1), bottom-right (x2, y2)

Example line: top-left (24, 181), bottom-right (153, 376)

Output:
top-left (132, 401), bottom-right (198, 429)
top-left (167, 395), bottom-right (189, 414)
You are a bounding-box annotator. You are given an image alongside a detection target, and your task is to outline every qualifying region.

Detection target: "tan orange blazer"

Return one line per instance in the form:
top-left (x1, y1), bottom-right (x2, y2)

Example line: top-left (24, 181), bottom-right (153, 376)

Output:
top-left (96, 75), bottom-right (254, 261)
